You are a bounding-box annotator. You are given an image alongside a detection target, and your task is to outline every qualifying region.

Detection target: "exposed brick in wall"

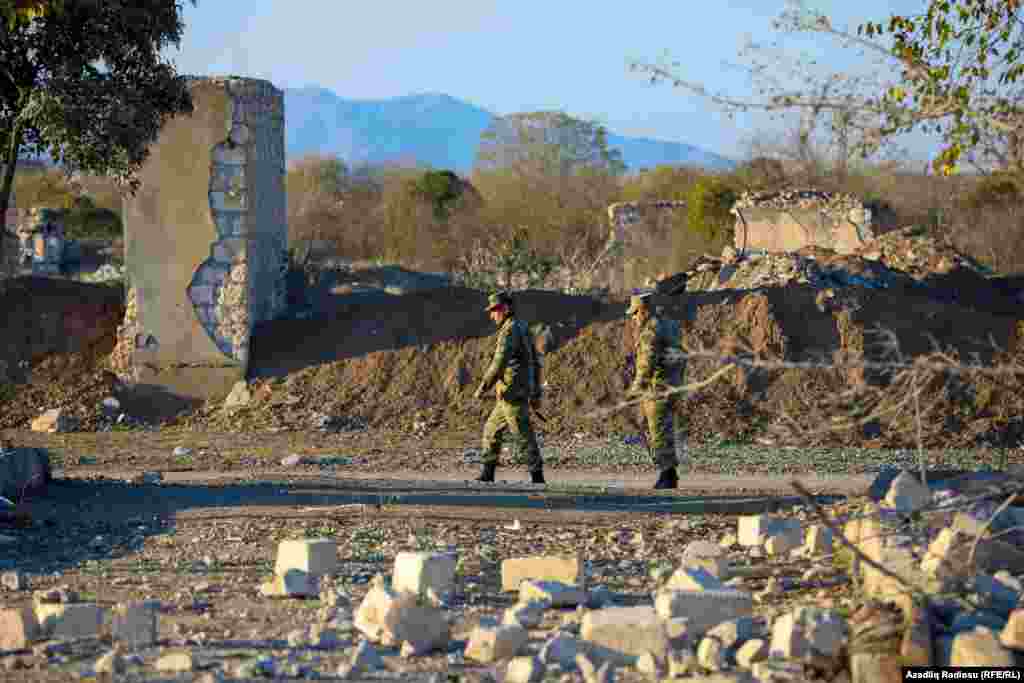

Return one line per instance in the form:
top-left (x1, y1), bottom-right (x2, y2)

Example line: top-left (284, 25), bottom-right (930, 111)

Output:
top-left (179, 77), bottom-right (287, 367)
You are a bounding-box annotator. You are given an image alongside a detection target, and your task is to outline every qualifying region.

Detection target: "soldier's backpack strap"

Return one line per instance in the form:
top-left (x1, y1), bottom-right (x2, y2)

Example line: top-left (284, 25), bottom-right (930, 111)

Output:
top-left (521, 320), bottom-right (542, 398)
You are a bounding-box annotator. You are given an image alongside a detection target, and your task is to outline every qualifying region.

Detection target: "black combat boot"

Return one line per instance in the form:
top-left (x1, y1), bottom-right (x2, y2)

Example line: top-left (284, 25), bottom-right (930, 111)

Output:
top-left (477, 463), bottom-right (496, 483)
top-left (530, 469), bottom-right (546, 485)
top-left (654, 467), bottom-right (678, 490)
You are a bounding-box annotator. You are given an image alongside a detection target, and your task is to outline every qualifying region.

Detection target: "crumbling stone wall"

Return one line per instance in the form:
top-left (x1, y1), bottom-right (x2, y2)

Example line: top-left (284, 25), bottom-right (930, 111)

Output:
top-left (731, 189), bottom-right (878, 255)
top-left (604, 200), bottom-right (687, 293)
top-left (120, 76), bottom-right (287, 399)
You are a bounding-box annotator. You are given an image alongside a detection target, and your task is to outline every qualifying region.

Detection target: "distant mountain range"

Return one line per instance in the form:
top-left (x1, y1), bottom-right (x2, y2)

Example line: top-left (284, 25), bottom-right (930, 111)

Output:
top-left (284, 87), bottom-right (735, 173)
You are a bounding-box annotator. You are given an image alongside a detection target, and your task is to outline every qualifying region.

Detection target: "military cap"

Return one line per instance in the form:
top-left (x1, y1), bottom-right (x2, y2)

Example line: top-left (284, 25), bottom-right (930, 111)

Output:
top-left (626, 291), bottom-right (655, 316)
top-left (485, 290), bottom-right (513, 312)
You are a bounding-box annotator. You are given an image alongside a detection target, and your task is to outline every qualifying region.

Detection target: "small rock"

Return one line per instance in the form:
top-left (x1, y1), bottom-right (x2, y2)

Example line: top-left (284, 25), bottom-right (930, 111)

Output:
top-left (1, 570), bottom-right (26, 591)
top-left (94, 650), bottom-right (126, 675)
top-left (172, 446), bottom-right (192, 458)
top-left (519, 579), bottom-right (587, 607)
top-left (736, 638), bottom-right (768, 668)
top-left (506, 655), bottom-right (545, 683)
top-left (697, 635), bottom-right (726, 670)
top-left (155, 650), bottom-right (195, 672)
top-left (464, 624), bottom-right (528, 663)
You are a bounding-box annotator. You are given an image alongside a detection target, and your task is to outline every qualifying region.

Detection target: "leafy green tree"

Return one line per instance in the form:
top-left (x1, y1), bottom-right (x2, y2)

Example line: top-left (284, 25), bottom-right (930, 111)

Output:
top-left (410, 169), bottom-right (476, 220)
top-left (0, 0), bottom-right (196, 261)
top-left (687, 176), bottom-right (737, 243)
top-left (861, 1), bottom-right (1024, 175)
top-left (474, 111), bottom-right (626, 177)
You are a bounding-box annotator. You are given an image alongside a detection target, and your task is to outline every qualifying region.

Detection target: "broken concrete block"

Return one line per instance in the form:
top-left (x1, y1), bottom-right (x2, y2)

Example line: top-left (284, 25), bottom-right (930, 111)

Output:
top-left (30, 408), bottom-right (73, 434)
top-left (738, 515), bottom-right (785, 546)
top-left (111, 602), bottom-right (159, 648)
top-left (754, 659), bottom-right (809, 681)
top-left (34, 602), bottom-right (104, 640)
top-left (665, 565), bottom-right (725, 592)
top-left (697, 635), bottom-right (726, 671)
top-left (1001, 609), bottom-right (1024, 651)
top-left (392, 551), bottom-right (457, 602)
top-left (501, 555), bottom-right (582, 592)
top-left (770, 607), bottom-right (848, 660)
top-left (0, 606), bottom-right (38, 650)
top-left (155, 650), bottom-right (196, 672)
top-left (883, 470), bottom-right (930, 513)
top-left (274, 538), bottom-right (337, 577)
top-left (735, 638), bottom-right (768, 668)
top-left (353, 578), bottom-right (449, 652)
top-left (505, 655), bottom-right (545, 683)
top-left (464, 624), bottom-right (528, 663)
top-left (579, 606), bottom-right (669, 664)
top-left (94, 649), bottom-right (126, 675)
top-left (705, 616), bottom-right (758, 653)
top-left (259, 569), bottom-right (320, 598)
top-left (519, 579), bottom-right (587, 608)
top-left (654, 589), bottom-right (753, 637)
top-left (951, 627), bottom-right (1015, 667)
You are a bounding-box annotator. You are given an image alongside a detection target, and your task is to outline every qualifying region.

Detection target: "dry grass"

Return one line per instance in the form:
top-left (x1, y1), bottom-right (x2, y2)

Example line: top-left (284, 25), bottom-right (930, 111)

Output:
top-left (10, 153), bottom-right (1024, 284)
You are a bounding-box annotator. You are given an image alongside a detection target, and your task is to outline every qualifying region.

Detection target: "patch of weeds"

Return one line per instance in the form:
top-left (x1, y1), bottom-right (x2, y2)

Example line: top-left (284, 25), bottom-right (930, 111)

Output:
top-left (306, 525), bottom-right (339, 538)
top-left (80, 560), bottom-right (111, 577)
top-left (0, 381), bottom-right (14, 403)
top-left (350, 527), bottom-right (386, 563)
top-left (130, 558), bottom-right (162, 574)
top-left (411, 527), bottom-right (435, 551)
top-left (477, 543), bottom-right (499, 564)
top-left (173, 453), bottom-right (194, 467)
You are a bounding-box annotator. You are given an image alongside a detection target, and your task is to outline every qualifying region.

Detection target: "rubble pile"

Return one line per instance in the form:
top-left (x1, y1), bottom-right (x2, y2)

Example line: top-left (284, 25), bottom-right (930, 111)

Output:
top-left (657, 225), bottom-right (990, 295)
top-left (852, 225), bottom-right (987, 279)
top-left (3, 468), bottom-right (1024, 680)
top-left (731, 188), bottom-right (867, 214)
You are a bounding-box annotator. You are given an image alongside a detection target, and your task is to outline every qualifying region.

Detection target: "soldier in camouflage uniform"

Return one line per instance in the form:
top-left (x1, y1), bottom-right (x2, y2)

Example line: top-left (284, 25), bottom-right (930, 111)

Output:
top-left (625, 292), bottom-right (685, 489)
top-left (473, 291), bottom-right (546, 484)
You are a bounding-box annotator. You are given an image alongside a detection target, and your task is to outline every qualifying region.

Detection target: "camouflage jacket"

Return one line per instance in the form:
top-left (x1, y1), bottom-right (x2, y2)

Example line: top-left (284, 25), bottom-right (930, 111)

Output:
top-left (480, 317), bottom-right (541, 402)
top-left (629, 316), bottom-right (683, 396)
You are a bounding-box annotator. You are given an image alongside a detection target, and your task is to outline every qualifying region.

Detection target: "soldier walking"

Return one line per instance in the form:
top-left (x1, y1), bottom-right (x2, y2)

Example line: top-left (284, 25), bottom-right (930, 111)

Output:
top-left (625, 292), bottom-right (685, 489)
top-left (473, 291), bottom-right (546, 484)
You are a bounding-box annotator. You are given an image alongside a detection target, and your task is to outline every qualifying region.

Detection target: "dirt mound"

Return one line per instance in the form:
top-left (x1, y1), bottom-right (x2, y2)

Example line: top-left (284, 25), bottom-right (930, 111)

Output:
top-left (187, 283), bottom-right (1021, 450)
top-left (0, 277), bottom-right (124, 430)
top-left (1, 264), bottom-right (1021, 452)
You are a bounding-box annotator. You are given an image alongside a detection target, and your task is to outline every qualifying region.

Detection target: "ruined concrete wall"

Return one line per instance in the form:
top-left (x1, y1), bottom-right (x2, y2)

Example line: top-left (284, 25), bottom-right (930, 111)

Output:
top-left (120, 76), bottom-right (286, 397)
top-left (731, 190), bottom-right (876, 255)
top-left (604, 200), bottom-right (687, 293)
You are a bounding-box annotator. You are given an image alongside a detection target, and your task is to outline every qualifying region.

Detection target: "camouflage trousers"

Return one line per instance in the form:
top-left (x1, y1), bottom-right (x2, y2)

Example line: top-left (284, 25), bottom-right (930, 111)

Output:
top-left (481, 398), bottom-right (543, 473)
top-left (639, 395), bottom-right (679, 470)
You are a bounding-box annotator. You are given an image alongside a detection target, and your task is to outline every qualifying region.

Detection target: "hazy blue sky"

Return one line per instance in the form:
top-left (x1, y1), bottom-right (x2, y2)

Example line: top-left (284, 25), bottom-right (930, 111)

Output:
top-left (168, 0), bottom-right (930, 162)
